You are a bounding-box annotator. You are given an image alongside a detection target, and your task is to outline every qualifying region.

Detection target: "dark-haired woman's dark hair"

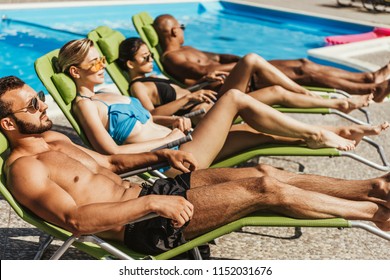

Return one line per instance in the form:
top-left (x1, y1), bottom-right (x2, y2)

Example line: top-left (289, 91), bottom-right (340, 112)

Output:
top-left (118, 37), bottom-right (145, 70)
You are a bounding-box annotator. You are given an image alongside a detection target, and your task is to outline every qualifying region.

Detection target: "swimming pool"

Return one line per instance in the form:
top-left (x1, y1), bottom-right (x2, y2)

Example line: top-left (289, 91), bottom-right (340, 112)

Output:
top-left (0, 0), bottom-right (374, 92)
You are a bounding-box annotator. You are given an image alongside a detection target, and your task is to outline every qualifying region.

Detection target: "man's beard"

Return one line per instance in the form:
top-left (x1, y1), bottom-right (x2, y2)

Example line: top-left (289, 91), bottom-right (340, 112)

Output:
top-left (13, 115), bottom-right (53, 134)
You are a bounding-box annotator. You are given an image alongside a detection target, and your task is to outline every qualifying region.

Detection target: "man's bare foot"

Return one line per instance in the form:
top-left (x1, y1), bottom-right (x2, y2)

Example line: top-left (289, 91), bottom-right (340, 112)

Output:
top-left (373, 80), bottom-right (390, 103)
top-left (305, 129), bottom-right (356, 151)
top-left (372, 206), bottom-right (390, 231)
top-left (373, 220), bottom-right (390, 231)
top-left (373, 61), bottom-right (390, 83)
top-left (374, 173), bottom-right (390, 209)
top-left (335, 122), bottom-right (389, 145)
top-left (337, 94), bottom-right (373, 113)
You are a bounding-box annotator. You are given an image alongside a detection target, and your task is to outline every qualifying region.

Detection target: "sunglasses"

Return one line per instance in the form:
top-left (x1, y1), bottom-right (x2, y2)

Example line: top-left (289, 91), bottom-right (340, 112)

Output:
top-left (8, 91), bottom-right (46, 116)
top-left (142, 53), bottom-right (154, 63)
top-left (78, 56), bottom-right (106, 73)
top-left (173, 24), bottom-right (186, 31)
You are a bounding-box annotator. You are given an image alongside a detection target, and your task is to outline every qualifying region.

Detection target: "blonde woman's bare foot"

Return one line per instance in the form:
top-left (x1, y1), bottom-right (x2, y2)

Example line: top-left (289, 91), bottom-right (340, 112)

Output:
top-left (337, 93), bottom-right (373, 113)
top-left (305, 129), bottom-right (356, 151)
top-left (335, 122), bottom-right (389, 145)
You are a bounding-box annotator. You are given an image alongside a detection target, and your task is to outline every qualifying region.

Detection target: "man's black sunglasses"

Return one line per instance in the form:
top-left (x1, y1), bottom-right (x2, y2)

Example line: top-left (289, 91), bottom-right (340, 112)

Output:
top-left (7, 91), bottom-right (46, 116)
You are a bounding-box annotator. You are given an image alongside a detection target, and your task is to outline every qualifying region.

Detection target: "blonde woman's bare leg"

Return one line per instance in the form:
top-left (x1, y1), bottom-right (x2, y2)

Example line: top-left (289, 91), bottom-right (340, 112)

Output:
top-left (180, 89), bottom-right (357, 168)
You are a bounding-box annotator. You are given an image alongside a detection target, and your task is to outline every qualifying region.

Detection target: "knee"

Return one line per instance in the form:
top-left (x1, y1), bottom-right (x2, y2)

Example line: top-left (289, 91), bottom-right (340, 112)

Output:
top-left (254, 163), bottom-right (279, 177)
top-left (242, 53), bottom-right (267, 67)
top-left (222, 88), bottom-right (246, 103)
top-left (266, 85), bottom-right (290, 102)
top-left (253, 176), bottom-right (286, 203)
top-left (298, 58), bottom-right (311, 65)
top-left (268, 85), bottom-right (287, 95)
top-left (251, 175), bottom-right (275, 193)
top-left (299, 58), bottom-right (317, 71)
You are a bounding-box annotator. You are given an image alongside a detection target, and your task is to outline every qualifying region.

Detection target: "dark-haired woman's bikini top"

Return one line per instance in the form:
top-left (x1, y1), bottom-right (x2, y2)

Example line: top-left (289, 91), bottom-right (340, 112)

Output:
top-left (129, 77), bottom-right (177, 105)
top-left (76, 93), bottom-right (150, 145)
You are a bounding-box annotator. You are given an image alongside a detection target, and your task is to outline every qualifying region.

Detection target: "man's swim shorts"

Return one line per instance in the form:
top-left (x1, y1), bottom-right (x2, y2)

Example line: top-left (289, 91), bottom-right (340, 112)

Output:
top-left (123, 172), bottom-right (191, 255)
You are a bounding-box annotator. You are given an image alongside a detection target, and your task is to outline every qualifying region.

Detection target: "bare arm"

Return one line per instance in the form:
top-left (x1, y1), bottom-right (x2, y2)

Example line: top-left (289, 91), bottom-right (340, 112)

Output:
top-left (41, 131), bottom-right (198, 175)
top-left (107, 148), bottom-right (199, 175)
top-left (152, 115), bottom-right (192, 133)
top-left (84, 146), bottom-right (198, 175)
top-left (164, 52), bottom-right (236, 85)
top-left (131, 83), bottom-right (216, 119)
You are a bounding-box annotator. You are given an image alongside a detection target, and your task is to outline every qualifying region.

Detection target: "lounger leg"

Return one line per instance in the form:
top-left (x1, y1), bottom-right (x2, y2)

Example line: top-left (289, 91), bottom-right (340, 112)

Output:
top-left (294, 227), bottom-right (302, 238)
top-left (190, 247), bottom-right (203, 260)
top-left (34, 234), bottom-right (55, 260)
top-left (50, 236), bottom-right (78, 260)
top-left (350, 221), bottom-right (390, 241)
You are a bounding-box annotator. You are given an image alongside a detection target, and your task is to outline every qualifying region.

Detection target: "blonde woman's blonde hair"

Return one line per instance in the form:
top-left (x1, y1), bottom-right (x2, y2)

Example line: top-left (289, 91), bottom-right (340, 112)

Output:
top-left (57, 38), bottom-right (94, 74)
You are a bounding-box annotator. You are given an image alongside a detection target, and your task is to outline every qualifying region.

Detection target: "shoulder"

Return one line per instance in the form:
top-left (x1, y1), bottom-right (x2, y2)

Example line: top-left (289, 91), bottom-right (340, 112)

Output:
top-left (130, 80), bottom-right (153, 96)
top-left (72, 97), bottom-right (99, 118)
top-left (9, 154), bottom-right (47, 174)
top-left (7, 154), bottom-right (49, 196)
top-left (73, 96), bottom-right (93, 107)
top-left (163, 50), bottom-right (187, 64)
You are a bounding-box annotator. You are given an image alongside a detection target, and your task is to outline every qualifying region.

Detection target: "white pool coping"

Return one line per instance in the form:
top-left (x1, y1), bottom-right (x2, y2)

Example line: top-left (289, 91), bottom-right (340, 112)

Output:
top-left (308, 36), bottom-right (390, 72)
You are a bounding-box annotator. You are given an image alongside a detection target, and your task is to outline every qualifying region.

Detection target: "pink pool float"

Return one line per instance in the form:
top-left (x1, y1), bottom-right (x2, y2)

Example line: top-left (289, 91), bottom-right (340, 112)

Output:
top-left (325, 27), bottom-right (390, 45)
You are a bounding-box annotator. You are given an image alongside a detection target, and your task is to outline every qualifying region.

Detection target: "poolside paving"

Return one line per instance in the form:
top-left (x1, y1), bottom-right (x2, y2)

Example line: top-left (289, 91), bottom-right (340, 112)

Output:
top-left (1, 0), bottom-right (390, 260)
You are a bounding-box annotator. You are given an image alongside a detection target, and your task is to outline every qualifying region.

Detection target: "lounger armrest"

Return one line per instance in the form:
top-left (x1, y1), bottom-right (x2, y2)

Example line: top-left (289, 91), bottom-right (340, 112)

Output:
top-left (119, 162), bottom-right (170, 178)
top-left (182, 108), bottom-right (206, 118)
top-left (186, 81), bottom-right (211, 92)
top-left (151, 134), bottom-right (192, 151)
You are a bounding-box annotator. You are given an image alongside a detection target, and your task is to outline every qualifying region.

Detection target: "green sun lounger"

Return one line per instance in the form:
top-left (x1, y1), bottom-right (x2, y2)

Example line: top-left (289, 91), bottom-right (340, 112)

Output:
top-left (34, 48), bottom-right (390, 171)
top-left (130, 12), bottom-right (371, 125)
top-left (1, 132), bottom-right (390, 260)
top-left (83, 26), bottom-right (390, 171)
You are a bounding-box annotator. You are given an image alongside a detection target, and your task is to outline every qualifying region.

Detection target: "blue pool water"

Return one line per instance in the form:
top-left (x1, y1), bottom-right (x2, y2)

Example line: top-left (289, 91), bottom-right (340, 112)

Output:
top-left (0, 1), bottom-right (373, 92)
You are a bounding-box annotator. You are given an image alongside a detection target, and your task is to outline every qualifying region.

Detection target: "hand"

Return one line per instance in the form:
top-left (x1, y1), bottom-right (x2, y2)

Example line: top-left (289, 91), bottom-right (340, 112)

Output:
top-left (166, 128), bottom-right (186, 142)
top-left (204, 70), bottom-right (229, 83)
top-left (172, 116), bottom-right (192, 133)
top-left (188, 89), bottom-right (218, 104)
top-left (160, 149), bottom-right (198, 173)
top-left (148, 195), bottom-right (194, 228)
